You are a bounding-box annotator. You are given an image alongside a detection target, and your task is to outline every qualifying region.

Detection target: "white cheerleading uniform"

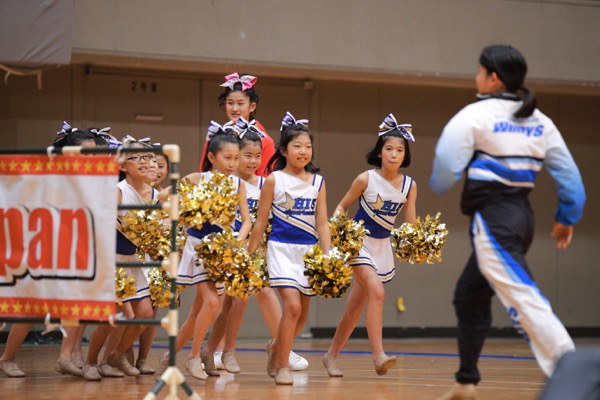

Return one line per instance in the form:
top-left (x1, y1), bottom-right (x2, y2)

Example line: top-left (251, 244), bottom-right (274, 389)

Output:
top-left (234, 176), bottom-right (264, 232)
top-left (116, 180), bottom-right (158, 303)
top-left (267, 170), bottom-right (324, 296)
top-left (352, 169), bottom-right (413, 283)
top-left (430, 93), bottom-right (586, 382)
top-left (177, 171), bottom-right (241, 291)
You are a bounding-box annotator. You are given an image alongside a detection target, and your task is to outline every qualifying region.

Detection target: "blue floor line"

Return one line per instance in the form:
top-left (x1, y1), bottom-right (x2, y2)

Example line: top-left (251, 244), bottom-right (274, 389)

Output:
top-left (150, 345), bottom-right (536, 361)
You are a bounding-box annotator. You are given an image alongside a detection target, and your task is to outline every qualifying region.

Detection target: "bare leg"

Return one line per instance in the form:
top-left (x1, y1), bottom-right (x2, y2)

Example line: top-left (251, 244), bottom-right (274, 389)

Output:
top-left (188, 282), bottom-right (222, 360)
top-left (71, 325), bottom-right (87, 363)
top-left (328, 266), bottom-right (384, 359)
top-left (205, 295), bottom-right (232, 354)
top-left (222, 297), bottom-right (250, 353)
top-left (256, 287), bottom-right (282, 338)
top-left (111, 298), bottom-right (154, 357)
top-left (275, 288), bottom-right (310, 368)
top-left (173, 288), bottom-right (204, 355)
top-left (100, 303), bottom-right (132, 365)
top-left (327, 279), bottom-right (368, 357)
top-left (1, 323), bottom-right (32, 361)
top-left (355, 267), bottom-right (386, 360)
top-left (85, 324), bottom-right (113, 365)
top-left (137, 307), bottom-right (158, 362)
top-left (58, 326), bottom-right (81, 360)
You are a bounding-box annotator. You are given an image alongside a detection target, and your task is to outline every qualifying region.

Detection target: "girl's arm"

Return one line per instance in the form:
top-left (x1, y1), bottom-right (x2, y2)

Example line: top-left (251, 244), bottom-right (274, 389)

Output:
top-left (247, 174), bottom-right (275, 253)
top-left (334, 171), bottom-right (369, 214)
top-left (403, 180), bottom-right (418, 224)
top-left (315, 181), bottom-right (331, 253)
top-left (236, 182), bottom-right (252, 240)
top-left (157, 172), bottom-right (202, 202)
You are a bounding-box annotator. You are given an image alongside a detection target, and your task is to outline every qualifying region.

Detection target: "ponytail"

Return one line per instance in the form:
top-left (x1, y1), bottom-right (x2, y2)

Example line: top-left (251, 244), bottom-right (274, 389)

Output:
top-left (514, 86), bottom-right (537, 119)
top-left (479, 45), bottom-right (537, 119)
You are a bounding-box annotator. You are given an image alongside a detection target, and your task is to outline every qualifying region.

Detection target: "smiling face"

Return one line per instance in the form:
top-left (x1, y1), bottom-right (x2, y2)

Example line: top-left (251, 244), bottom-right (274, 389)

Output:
top-left (119, 144), bottom-right (154, 181)
top-left (237, 140), bottom-right (262, 177)
top-left (224, 91), bottom-right (257, 122)
top-left (207, 142), bottom-right (240, 176)
top-left (154, 154), bottom-right (169, 187)
top-left (282, 132), bottom-right (312, 170)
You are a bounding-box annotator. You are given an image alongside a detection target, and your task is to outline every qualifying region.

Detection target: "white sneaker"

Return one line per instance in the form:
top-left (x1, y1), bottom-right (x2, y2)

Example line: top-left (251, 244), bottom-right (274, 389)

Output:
top-left (289, 351), bottom-right (309, 371)
top-left (214, 351), bottom-right (225, 370)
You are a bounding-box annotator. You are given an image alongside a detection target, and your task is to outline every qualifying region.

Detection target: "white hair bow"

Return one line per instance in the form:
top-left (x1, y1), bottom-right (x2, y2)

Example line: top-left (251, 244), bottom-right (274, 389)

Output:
top-left (280, 111), bottom-right (309, 132)
top-left (233, 117), bottom-right (265, 139)
top-left (206, 120), bottom-right (235, 141)
top-left (378, 114), bottom-right (414, 141)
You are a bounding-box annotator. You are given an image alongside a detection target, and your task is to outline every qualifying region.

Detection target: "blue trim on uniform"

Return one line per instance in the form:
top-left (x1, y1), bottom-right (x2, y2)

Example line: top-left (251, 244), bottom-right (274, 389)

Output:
top-left (187, 223), bottom-right (223, 239)
top-left (469, 158), bottom-right (538, 183)
top-left (477, 213), bottom-right (548, 302)
top-left (269, 214), bottom-right (318, 244)
top-left (233, 219), bottom-right (242, 232)
top-left (116, 230), bottom-right (136, 255)
top-left (354, 206), bottom-right (391, 238)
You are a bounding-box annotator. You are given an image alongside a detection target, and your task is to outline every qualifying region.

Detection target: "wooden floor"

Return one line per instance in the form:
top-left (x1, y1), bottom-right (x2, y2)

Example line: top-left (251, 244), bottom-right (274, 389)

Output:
top-left (2, 337), bottom-right (599, 399)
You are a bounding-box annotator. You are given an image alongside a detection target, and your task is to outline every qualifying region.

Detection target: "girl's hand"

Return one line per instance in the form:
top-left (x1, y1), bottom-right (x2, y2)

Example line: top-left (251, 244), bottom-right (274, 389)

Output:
top-left (551, 222), bottom-right (573, 249)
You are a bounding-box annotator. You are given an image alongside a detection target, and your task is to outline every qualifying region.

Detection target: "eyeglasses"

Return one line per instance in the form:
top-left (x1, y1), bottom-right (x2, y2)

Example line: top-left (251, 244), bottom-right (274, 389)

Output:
top-left (126, 154), bottom-right (155, 162)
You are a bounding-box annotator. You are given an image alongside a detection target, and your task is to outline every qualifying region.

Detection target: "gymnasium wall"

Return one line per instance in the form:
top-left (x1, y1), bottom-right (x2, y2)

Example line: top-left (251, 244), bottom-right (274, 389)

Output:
top-left (1, 0), bottom-right (598, 339)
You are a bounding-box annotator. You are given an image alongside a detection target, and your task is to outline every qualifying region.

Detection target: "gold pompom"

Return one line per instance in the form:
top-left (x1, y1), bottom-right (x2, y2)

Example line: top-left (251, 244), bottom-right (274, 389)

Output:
top-left (115, 267), bottom-right (137, 305)
top-left (304, 245), bottom-right (351, 298)
top-left (178, 172), bottom-right (240, 230)
top-left (391, 212), bottom-right (448, 264)
top-left (147, 267), bottom-right (187, 308)
top-left (329, 211), bottom-right (369, 259)
top-left (194, 230), bottom-right (268, 298)
top-left (118, 209), bottom-right (172, 262)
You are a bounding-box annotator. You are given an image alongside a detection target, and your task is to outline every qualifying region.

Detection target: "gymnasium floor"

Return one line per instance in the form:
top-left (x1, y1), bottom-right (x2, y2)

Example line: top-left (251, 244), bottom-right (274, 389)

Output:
top-left (3, 337), bottom-right (599, 399)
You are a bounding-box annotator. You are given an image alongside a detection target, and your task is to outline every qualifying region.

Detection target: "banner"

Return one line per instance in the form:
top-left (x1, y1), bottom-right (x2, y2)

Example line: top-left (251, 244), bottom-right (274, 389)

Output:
top-left (0, 154), bottom-right (118, 321)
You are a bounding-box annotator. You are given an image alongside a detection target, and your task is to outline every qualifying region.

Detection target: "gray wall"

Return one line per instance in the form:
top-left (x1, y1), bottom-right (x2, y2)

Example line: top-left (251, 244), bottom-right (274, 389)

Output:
top-left (1, 0), bottom-right (598, 339)
top-left (71, 0), bottom-right (600, 85)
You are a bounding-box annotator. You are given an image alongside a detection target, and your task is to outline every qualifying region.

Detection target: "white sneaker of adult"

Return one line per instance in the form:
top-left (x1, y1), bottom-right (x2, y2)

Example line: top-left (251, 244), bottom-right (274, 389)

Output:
top-left (214, 351), bottom-right (225, 370)
top-left (289, 351), bottom-right (309, 371)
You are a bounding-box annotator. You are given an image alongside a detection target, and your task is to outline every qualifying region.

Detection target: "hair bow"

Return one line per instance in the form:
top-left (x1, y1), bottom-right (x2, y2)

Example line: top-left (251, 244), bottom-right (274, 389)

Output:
top-left (56, 121), bottom-right (77, 136)
top-left (219, 73), bottom-right (258, 91)
top-left (280, 112), bottom-right (309, 132)
top-left (378, 114), bottom-right (414, 141)
top-left (233, 117), bottom-right (265, 139)
top-left (206, 120), bottom-right (235, 141)
top-left (138, 137), bottom-right (152, 147)
top-left (122, 134), bottom-right (139, 146)
top-left (89, 127), bottom-right (121, 148)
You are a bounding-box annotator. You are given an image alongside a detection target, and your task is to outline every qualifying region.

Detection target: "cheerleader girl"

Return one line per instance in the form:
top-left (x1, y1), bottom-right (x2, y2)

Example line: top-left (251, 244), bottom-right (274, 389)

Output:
top-left (83, 138), bottom-right (157, 381)
top-left (132, 148), bottom-right (170, 374)
top-left (323, 114), bottom-right (417, 378)
top-left (247, 112), bottom-right (331, 385)
top-left (202, 118), bottom-right (288, 375)
top-left (158, 123), bottom-right (251, 380)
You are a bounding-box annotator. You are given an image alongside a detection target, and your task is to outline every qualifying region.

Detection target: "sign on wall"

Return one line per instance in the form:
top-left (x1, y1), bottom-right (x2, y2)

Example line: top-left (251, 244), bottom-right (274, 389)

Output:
top-left (0, 155), bottom-right (118, 321)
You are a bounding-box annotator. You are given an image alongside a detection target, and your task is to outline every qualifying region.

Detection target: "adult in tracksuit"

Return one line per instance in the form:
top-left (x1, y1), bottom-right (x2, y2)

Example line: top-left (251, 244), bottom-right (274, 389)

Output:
top-left (430, 45), bottom-right (586, 400)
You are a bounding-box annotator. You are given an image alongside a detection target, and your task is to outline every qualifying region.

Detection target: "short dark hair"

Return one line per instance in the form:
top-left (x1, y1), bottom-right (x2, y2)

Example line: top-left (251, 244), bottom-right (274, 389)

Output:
top-left (53, 129), bottom-right (96, 148)
top-left (217, 73), bottom-right (260, 120)
top-left (201, 134), bottom-right (240, 172)
top-left (365, 131), bottom-right (412, 168)
top-left (239, 130), bottom-right (263, 149)
top-left (268, 123), bottom-right (319, 174)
